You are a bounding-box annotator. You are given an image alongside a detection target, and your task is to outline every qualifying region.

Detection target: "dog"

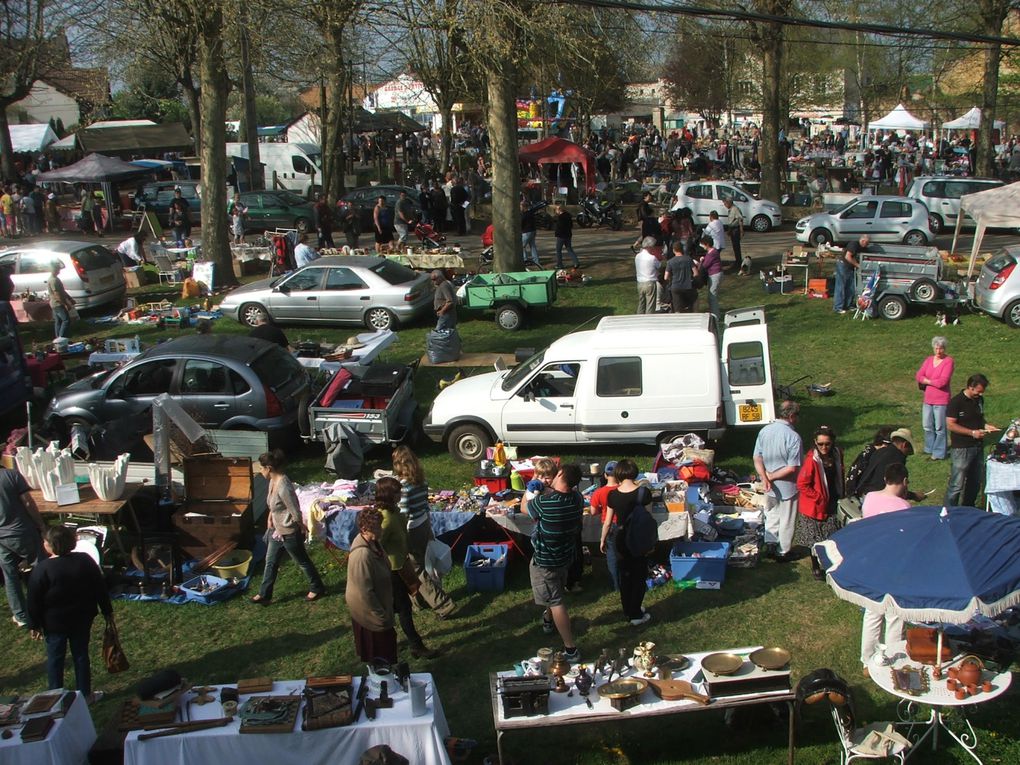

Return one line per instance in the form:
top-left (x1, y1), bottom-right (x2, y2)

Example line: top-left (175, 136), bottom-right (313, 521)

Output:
top-left (934, 311), bottom-right (947, 327)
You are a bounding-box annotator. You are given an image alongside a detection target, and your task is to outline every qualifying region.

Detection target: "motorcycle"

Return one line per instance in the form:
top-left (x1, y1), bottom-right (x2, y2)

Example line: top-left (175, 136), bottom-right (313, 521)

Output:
top-left (575, 194), bottom-right (623, 230)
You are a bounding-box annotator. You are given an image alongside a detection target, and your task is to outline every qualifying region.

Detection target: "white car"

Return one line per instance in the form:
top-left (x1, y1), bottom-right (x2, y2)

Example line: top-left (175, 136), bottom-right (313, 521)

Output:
top-left (794, 196), bottom-right (934, 246)
top-left (670, 180), bottom-right (783, 232)
top-left (0, 240), bottom-right (126, 309)
top-left (905, 176), bottom-right (1003, 234)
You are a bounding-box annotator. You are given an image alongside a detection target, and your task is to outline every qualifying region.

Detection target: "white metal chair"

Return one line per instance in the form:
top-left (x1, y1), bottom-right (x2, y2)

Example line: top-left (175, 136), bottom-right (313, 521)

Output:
top-left (830, 701), bottom-right (909, 764)
top-left (154, 253), bottom-right (181, 285)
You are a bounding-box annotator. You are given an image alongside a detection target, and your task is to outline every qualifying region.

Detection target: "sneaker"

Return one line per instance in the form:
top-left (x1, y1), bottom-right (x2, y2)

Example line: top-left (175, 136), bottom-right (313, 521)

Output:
top-left (629, 612), bottom-right (652, 627)
top-left (11, 616), bottom-right (27, 628)
top-left (835, 309), bottom-right (847, 315)
top-left (562, 647), bottom-right (581, 663)
top-left (541, 613), bottom-right (555, 634)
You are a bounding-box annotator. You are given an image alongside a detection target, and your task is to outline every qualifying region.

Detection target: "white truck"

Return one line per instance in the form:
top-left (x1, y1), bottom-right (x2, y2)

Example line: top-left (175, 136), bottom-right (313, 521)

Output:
top-left (226, 142), bottom-right (323, 198)
top-left (424, 309), bottom-right (776, 461)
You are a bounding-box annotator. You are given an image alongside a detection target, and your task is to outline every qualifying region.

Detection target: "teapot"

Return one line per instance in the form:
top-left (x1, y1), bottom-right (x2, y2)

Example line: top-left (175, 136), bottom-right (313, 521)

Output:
top-left (955, 655), bottom-right (984, 687)
top-left (366, 660), bottom-right (393, 696)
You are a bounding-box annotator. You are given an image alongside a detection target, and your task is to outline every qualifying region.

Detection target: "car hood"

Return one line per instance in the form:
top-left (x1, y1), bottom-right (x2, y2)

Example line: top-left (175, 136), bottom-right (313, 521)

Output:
top-left (433, 369), bottom-right (509, 410)
top-left (222, 278), bottom-right (276, 300)
top-left (797, 211), bottom-right (831, 226)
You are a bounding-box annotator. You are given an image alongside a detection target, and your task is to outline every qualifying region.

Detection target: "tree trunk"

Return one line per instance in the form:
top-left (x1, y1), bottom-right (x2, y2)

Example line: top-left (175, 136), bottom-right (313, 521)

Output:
top-left (487, 65), bottom-right (523, 273)
top-left (183, 80), bottom-right (202, 155)
top-left (322, 28), bottom-right (348, 203)
top-left (238, 23), bottom-right (262, 190)
top-left (976, 0), bottom-right (1008, 178)
top-left (197, 4), bottom-right (236, 287)
top-left (439, 103), bottom-right (454, 171)
top-left (0, 108), bottom-right (17, 182)
top-left (758, 9), bottom-right (785, 202)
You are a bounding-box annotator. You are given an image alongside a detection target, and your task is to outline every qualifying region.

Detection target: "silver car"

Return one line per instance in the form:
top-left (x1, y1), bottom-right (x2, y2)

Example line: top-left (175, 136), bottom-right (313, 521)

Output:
top-left (974, 245), bottom-right (1020, 328)
top-left (794, 196), bottom-right (934, 246)
top-left (219, 256), bottom-right (434, 331)
top-left (45, 335), bottom-right (310, 434)
top-left (0, 240), bottom-right (126, 309)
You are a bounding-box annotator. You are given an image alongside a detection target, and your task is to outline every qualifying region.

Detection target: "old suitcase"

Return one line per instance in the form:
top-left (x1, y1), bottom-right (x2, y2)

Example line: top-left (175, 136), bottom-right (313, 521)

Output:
top-left (172, 457), bottom-right (254, 559)
top-left (360, 363), bottom-right (409, 397)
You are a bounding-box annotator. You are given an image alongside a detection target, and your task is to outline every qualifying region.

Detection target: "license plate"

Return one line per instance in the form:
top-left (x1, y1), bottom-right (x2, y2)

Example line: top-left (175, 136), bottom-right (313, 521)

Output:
top-left (739, 403), bottom-right (762, 422)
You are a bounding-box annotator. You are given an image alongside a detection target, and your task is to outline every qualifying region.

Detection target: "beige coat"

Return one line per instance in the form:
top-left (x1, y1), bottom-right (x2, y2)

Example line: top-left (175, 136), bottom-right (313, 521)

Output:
top-left (266, 475), bottom-right (303, 536)
top-left (345, 534), bottom-right (394, 631)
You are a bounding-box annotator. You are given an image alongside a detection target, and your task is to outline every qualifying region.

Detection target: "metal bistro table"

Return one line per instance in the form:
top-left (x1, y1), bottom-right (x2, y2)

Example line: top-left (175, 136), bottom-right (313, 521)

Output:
top-left (490, 646), bottom-right (795, 765)
top-left (867, 640), bottom-right (1013, 764)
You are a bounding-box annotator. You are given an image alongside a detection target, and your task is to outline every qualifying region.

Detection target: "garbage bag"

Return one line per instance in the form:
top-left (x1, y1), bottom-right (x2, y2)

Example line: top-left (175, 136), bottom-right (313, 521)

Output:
top-left (426, 328), bottom-right (462, 364)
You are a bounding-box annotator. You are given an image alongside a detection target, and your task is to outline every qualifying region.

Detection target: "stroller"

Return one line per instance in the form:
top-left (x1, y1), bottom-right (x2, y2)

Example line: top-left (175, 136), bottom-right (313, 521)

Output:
top-left (414, 222), bottom-right (446, 248)
top-left (478, 226), bottom-right (542, 274)
top-left (854, 269), bottom-right (879, 320)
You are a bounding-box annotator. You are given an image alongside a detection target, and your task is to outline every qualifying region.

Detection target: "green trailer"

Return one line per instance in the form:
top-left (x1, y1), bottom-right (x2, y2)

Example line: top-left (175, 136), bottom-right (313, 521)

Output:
top-left (460, 270), bottom-right (558, 330)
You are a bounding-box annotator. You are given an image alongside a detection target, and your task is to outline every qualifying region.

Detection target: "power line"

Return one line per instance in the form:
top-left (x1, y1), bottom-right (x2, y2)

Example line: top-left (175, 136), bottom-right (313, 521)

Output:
top-left (549, 0), bottom-right (1020, 47)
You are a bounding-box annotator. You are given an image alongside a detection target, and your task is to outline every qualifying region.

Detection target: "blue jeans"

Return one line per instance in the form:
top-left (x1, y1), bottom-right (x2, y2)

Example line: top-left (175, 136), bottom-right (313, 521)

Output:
top-left (555, 237), bottom-right (578, 268)
top-left (53, 305), bottom-right (71, 339)
top-left (922, 403), bottom-right (948, 459)
top-left (604, 528), bottom-right (620, 591)
top-left (258, 532), bottom-right (325, 599)
top-left (0, 533), bottom-right (39, 623)
top-left (522, 231), bottom-right (539, 264)
top-left (45, 620), bottom-right (94, 695)
top-left (833, 260), bottom-right (854, 312)
top-left (945, 446), bottom-right (984, 508)
top-left (707, 272), bottom-right (722, 320)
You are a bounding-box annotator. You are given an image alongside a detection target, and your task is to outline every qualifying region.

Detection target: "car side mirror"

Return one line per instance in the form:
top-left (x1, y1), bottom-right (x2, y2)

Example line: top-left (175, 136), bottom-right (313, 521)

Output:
top-left (276, 284), bottom-right (290, 294)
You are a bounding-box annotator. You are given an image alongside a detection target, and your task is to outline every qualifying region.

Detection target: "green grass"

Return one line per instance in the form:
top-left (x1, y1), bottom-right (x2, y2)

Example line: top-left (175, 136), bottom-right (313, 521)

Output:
top-left (5, 256), bottom-right (1020, 764)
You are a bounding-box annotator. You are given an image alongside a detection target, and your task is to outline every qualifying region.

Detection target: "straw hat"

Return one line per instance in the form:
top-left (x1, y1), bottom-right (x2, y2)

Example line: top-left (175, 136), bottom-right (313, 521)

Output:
top-left (341, 336), bottom-right (366, 350)
top-left (890, 427), bottom-right (918, 454)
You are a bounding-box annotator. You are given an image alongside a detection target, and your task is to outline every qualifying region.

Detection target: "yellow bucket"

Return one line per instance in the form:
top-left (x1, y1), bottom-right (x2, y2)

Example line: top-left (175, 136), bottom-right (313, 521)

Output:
top-left (211, 550), bottom-right (252, 579)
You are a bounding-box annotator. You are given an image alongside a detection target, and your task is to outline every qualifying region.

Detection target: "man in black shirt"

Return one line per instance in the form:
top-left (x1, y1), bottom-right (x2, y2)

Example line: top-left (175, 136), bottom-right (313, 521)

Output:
top-left (521, 199), bottom-right (539, 266)
top-left (854, 428), bottom-right (925, 500)
top-left (553, 203), bottom-right (579, 268)
top-left (834, 233), bottom-right (868, 313)
top-left (945, 374), bottom-right (999, 507)
top-left (249, 315), bottom-right (290, 349)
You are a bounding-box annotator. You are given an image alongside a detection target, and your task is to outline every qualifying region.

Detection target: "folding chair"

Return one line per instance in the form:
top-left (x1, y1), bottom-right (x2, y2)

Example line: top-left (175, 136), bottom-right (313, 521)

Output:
top-left (154, 253), bottom-right (182, 285)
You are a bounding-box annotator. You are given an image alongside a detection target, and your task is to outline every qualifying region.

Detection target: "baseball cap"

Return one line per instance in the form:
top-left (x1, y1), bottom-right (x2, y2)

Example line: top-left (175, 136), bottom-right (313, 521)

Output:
top-left (604, 461), bottom-right (618, 476)
top-left (890, 427), bottom-right (917, 454)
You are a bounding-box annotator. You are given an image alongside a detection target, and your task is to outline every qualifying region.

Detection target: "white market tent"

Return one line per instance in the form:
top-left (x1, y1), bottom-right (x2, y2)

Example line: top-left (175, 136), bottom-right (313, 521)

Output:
top-left (867, 103), bottom-right (928, 132)
top-left (949, 181), bottom-right (1020, 278)
top-left (941, 106), bottom-right (1005, 131)
top-left (9, 123), bottom-right (58, 153)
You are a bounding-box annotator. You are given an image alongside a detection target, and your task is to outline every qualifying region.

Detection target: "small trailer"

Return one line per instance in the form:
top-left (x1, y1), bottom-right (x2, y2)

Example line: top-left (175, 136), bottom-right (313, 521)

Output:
top-left (855, 244), bottom-right (963, 320)
top-left (306, 362), bottom-right (417, 447)
top-left (460, 270), bottom-right (558, 331)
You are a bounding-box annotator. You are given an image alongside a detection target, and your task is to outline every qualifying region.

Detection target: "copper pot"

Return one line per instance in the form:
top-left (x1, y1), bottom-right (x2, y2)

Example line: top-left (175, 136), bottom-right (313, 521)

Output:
top-left (955, 688), bottom-right (967, 700)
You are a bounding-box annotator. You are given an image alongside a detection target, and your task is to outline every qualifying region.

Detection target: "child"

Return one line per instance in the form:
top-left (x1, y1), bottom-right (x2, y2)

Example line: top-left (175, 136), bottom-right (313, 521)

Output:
top-left (525, 458), bottom-right (558, 506)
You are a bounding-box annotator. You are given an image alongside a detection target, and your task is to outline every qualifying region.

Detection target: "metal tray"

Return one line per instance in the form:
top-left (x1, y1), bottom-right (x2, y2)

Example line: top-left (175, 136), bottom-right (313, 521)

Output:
top-left (749, 647), bottom-right (791, 671)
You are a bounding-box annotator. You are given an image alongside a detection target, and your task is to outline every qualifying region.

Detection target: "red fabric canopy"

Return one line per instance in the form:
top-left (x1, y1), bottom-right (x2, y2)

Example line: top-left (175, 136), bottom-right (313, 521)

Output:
top-left (518, 137), bottom-right (597, 192)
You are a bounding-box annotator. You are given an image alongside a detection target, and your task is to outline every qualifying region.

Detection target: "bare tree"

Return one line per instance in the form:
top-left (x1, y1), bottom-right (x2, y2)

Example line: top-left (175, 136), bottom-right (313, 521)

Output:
top-left (975, 0), bottom-right (1017, 175)
top-left (662, 21), bottom-right (737, 125)
top-left (752, 0), bottom-right (793, 202)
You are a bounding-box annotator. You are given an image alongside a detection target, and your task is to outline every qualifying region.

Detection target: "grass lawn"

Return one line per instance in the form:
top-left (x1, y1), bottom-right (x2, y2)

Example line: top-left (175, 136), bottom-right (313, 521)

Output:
top-left (4, 251), bottom-right (1020, 764)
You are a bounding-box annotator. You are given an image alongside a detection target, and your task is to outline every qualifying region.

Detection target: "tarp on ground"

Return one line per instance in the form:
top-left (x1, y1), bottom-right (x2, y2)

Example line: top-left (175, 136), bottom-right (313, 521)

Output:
top-left (518, 136), bottom-right (597, 192)
top-left (949, 180), bottom-right (1020, 277)
top-left (941, 106), bottom-right (1005, 131)
top-left (9, 123), bottom-right (58, 153)
top-left (867, 103), bottom-right (928, 131)
top-left (35, 152), bottom-right (151, 183)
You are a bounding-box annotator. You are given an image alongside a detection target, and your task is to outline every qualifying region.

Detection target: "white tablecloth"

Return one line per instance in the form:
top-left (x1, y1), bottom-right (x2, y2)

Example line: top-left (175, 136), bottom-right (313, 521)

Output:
top-left (123, 675), bottom-right (451, 765)
top-left (0, 692), bottom-right (95, 765)
top-left (986, 460), bottom-right (1020, 516)
top-left (296, 330), bottom-right (397, 373)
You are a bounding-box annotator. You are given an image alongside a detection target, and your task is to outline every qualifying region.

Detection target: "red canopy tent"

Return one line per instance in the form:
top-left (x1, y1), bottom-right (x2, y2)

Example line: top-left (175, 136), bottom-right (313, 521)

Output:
top-left (518, 137), bottom-right (597, 192)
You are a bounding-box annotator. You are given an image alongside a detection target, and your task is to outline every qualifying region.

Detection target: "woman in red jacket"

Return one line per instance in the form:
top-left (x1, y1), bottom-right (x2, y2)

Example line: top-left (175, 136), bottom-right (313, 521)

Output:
top-left (796, 426), bottom-right (844, 580)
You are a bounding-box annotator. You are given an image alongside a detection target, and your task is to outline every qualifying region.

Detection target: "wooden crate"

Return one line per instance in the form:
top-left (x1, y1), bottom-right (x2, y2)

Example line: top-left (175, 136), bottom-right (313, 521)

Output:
top-left (174, 456), bottom-right (254, 559)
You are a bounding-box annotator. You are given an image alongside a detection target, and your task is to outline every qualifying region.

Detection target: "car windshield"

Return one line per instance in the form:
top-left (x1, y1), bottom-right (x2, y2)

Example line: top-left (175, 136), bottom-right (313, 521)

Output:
top-left (985, 250), bottom-right (1017, 273)
top-left (370, 259), bottom-right (418, 285)
top-left (71, 246), bottom-right (117, 270)
top-left (830, 199), bottom-right (859, 215)
top-left (501, 348), bottom-right (547, 392)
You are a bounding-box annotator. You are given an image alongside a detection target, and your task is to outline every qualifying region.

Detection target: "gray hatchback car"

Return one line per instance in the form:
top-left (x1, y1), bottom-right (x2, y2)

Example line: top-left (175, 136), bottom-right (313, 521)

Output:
top-left (974, 245), bottom-right (1020, 328)
top-left (44, 335), bottom-right (310, 435)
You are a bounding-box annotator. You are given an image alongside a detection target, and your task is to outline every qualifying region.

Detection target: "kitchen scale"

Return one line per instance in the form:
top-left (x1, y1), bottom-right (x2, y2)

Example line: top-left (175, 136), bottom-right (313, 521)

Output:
top-left (700, 657), bottom-right (791, 698)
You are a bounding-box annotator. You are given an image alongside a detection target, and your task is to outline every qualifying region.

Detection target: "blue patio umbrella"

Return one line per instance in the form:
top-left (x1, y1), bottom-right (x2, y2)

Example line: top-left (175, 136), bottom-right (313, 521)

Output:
top-left (814, 506), bottom-right (1020, 624)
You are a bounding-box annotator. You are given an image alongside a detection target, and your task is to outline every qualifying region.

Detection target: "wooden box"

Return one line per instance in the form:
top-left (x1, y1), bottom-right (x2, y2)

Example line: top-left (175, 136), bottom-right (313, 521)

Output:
top-left (173, 457), bottom-right (254, 559)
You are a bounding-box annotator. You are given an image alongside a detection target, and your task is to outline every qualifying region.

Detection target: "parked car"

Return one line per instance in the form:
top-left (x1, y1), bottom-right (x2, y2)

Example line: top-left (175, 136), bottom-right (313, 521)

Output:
top-left (670, 180), bottom-right (782, 232)
top-left (238, 190), bottom-right (316, 233)
top-left (44, 335), bottom-right (310, 436)
top-left (0, 240), bottom-right (126, 309)
top-left (341, 185), bottom-right (422, 231)
top-left (973, 245), bottom-right (1020, 328)
top-left (905, 176), bottom-right (1004, 234)
top-left (135, 181), bottom-right (202, 226)
top-left (218, 255), bottom-right (434, 332)
top-left (794, 196), bottom-right (934, 246)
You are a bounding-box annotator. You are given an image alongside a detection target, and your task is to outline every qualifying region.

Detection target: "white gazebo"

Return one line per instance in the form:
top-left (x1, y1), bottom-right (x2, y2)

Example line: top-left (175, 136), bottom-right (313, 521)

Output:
top-left (865, 104), bottom-right (928, 146)
top-left (941, 106), bottom-right (1005, 132)
top-left (8, 123), bottom-right (58, 153)
top-left (949, 181), bottom-right (1020, 278)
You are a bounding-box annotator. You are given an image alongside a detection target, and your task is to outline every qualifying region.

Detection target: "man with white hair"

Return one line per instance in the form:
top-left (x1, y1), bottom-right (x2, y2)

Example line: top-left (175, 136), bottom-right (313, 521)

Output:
top-left (634, 236), bottom-right (660, 314)
top-left (753, 400), bottom-right (803, 562)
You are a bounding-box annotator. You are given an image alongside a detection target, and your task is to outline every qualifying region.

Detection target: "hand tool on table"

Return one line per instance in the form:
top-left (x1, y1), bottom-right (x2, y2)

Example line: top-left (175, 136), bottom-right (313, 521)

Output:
top-left (138, 717), bottom-right (233, 740)
top-left (645, 678), bottom-right (711, 704)
top-left (352, 669), bottom-right (369, 722)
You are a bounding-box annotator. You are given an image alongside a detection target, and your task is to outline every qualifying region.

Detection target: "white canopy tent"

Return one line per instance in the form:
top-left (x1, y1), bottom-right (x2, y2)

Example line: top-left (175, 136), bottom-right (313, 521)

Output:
top-left (8, 123), bottom-right (58, 153)
top-left (941, 107), bottom-right (1005, 131)
top-left (867, 104), bottom-right (928, 132)
top-left (949, 181), bottom-right (1020, 278)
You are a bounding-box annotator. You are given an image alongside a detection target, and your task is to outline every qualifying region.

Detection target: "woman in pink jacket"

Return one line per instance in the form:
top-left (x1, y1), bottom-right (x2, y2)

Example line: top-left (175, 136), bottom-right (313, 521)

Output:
top-left (796, 426), bottom-right (843, 580)
top-left (915, 336), bottom-right (953, 460)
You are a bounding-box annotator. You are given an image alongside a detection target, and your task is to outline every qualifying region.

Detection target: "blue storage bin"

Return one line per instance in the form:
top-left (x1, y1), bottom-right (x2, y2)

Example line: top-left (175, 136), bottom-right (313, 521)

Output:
top-left (464, 543), bottom-right (509, 593)
top-left (179, 574), bottom-right (232, 604)
top-left (669, 541), bottom-right (731, 585)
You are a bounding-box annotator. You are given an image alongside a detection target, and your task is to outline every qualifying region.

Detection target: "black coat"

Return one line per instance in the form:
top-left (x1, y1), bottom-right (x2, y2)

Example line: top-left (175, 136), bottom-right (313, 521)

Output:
top-left (27, 552), bottom-right (112, 634)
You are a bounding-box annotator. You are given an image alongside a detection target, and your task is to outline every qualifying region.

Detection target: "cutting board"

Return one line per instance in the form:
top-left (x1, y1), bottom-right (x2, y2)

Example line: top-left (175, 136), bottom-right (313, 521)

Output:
top-left (646, 678), bottom-right (710, 704)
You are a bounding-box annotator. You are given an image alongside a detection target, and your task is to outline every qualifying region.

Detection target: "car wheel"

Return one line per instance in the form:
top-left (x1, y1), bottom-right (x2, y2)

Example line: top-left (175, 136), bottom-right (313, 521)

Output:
top-left (809, 228), bottom-right (832, 246)
top-left (576, 212), bottom-right (592, 228)
top-left (239, 302), bottom-right (268, 328)
top-left (903, 229), bottom-right (927, 246)
top-left (364, 307), bottom-right (396, 331)
top-left (750, 214), bottom-right (771, 233)
top-left (1004, 299), bottom-right (1020, 329)
top-left (878, 295), bottom-right (908, 321)
top-left (448, 423), bottom-right (491, 462)
top-left (910, 278), bottom-right (940, 303)
top-left (496, 303), bottom-right (523, 331)
top-left (928, 213), bottom-right (943, 235)
top-left (295, 217), bottom-right (310, 234)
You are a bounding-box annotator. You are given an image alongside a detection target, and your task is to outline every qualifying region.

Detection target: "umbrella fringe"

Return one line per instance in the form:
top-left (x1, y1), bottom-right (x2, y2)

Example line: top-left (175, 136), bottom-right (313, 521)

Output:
top-left (825, 580), bottom-right (1020, 624)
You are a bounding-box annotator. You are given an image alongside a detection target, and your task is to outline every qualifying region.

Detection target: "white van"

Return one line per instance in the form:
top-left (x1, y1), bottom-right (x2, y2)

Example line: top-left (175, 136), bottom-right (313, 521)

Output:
top-left (424, 309), bottom-right (775, 461)
top-left (906, 176), bottom-right (1003, 234)
top-left (226, 142), bottom-right (323, 198)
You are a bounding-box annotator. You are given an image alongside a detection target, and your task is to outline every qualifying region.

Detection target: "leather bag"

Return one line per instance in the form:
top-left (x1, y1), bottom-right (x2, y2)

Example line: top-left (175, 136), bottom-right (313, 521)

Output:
top-left (102, 622), bottom-right (130, 674)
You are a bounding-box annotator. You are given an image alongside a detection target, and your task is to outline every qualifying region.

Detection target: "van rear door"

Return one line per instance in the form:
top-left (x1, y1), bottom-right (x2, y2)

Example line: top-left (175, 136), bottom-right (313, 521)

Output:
top-left (720, 307), bottom-right (775, 426)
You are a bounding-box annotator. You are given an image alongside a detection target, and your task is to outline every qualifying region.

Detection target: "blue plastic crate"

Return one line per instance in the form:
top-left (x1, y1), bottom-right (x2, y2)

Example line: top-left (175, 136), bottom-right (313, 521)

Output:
top-left (669, 541), bottom-right (731, 585)
top-left (464, 543), bottom-right (509, 593)
top-left (179, 574), bottom-right (233, 604)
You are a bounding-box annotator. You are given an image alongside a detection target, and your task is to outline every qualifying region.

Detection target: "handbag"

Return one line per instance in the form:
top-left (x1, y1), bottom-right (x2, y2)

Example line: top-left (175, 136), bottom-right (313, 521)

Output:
top-left (397, 557), bottom-right (420, 597)
top-left (102, 621), bottom-right (129, 674)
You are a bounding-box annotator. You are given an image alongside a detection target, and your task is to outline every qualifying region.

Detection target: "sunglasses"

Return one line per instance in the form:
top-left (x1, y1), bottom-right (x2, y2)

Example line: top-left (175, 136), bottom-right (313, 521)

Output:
top-left (815, 441), bottom-right (833, 447)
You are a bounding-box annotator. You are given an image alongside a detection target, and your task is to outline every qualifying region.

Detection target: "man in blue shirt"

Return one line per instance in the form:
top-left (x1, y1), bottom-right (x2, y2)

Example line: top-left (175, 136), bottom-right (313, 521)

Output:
top-left (753, 400), bottom-right (803, 562)
top-left (528, 464), bottom-right (583, 662)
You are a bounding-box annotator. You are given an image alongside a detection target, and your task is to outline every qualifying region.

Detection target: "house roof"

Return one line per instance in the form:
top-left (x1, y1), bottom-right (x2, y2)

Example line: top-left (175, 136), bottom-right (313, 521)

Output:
top-left (39, 67), bottom-right (111, 106)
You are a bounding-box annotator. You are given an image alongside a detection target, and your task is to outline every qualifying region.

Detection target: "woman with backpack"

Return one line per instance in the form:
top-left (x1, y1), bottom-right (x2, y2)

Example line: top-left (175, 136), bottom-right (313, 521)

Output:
top-left (600, 459), bottom-right (653, 626)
